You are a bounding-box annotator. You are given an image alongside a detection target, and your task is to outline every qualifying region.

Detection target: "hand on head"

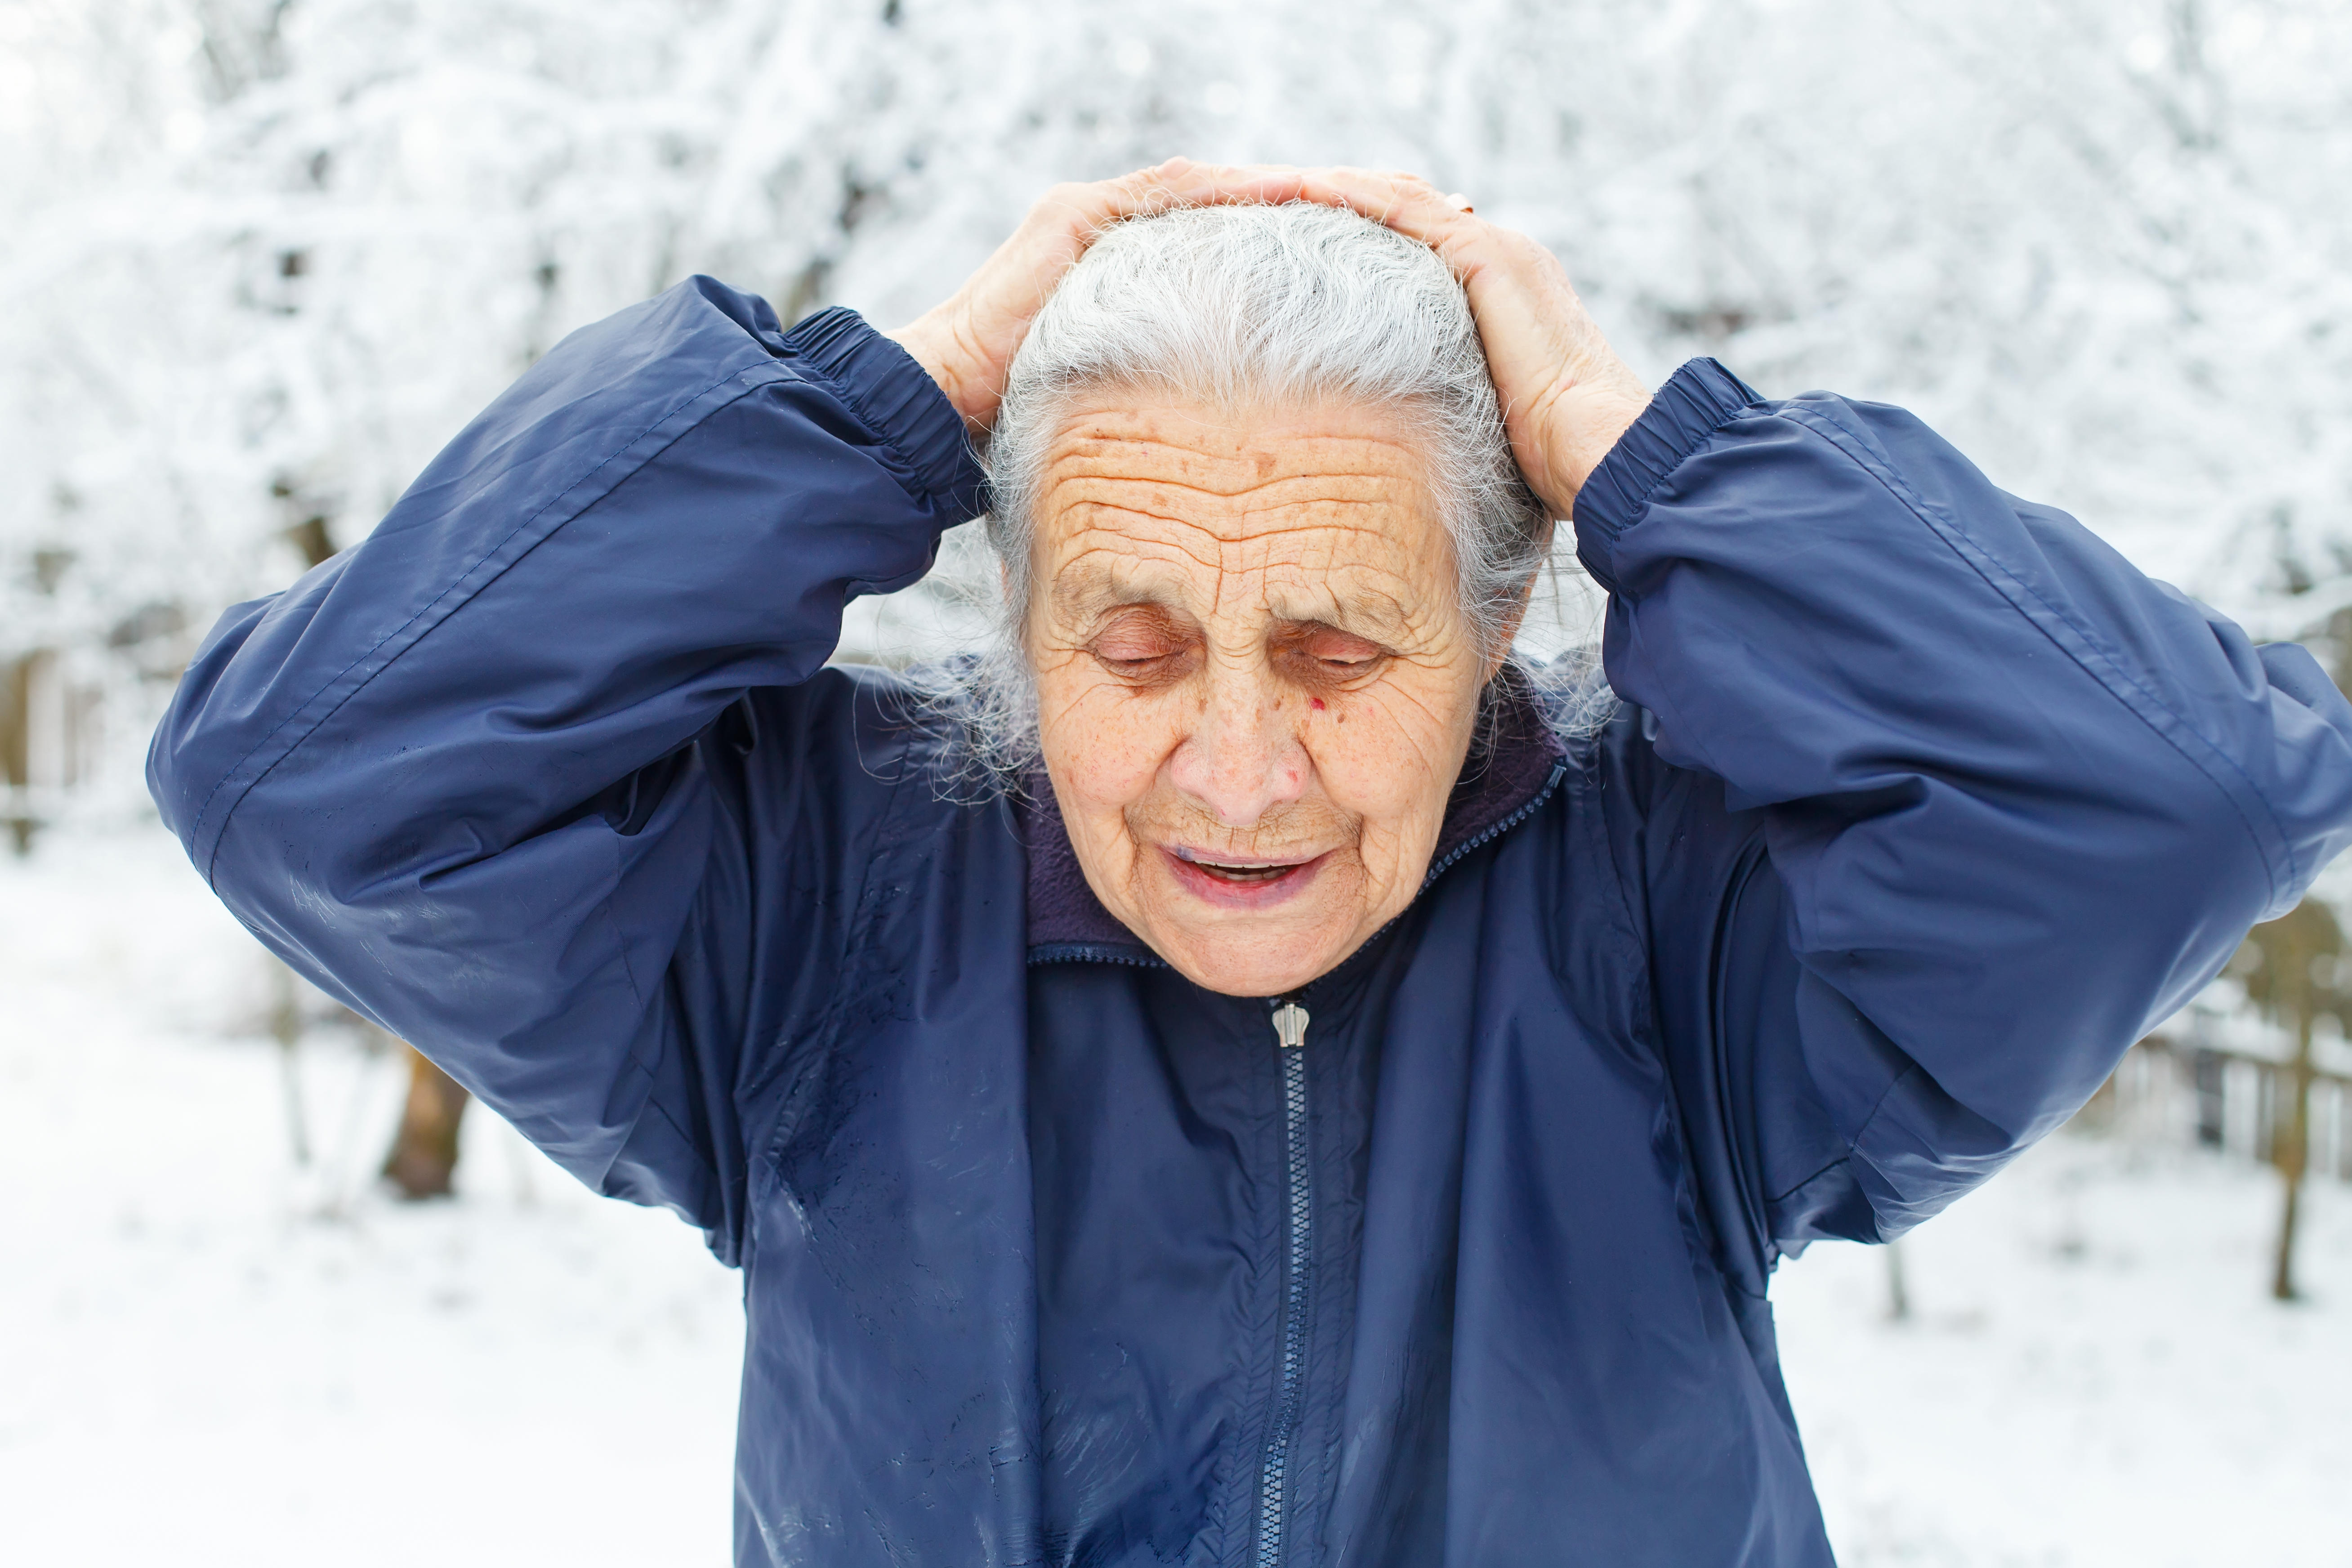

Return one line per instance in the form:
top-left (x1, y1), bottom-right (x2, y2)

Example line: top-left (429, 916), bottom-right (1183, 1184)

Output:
top-left (883, 160), bottom-right (1301, 434)
top-left (885, 158), bottom-right (1651, 517)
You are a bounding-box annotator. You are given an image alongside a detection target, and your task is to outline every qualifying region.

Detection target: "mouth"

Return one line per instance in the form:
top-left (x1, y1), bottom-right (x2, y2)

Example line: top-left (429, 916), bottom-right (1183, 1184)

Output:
top-left (1161, 845), bottom-right (1328, 908)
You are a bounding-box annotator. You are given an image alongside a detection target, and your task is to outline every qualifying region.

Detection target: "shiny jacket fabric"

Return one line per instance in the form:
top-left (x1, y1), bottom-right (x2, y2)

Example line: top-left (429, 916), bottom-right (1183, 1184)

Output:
top-left (150, 279), bottom-right (2352, 1566)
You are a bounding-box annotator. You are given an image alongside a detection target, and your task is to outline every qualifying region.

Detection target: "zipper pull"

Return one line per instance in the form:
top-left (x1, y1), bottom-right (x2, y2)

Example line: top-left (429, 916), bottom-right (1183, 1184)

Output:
top-left (1271, 1000), bottom-right (1309, 1050)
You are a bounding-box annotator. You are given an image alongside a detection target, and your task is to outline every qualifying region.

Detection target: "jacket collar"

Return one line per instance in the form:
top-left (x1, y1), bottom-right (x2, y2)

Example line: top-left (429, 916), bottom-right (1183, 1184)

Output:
top-left (1020, 678), bottom-right (1568, 957)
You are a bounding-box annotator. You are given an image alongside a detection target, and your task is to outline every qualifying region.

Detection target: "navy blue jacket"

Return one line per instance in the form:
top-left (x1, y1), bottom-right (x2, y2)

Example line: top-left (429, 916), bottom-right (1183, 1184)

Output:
top-left (150, 278), bottom-right (2352, 1566)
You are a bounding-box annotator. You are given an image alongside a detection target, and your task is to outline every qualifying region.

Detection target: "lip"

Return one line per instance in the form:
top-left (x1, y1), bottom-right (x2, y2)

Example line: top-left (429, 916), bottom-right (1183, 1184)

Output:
top-left (1159, 845), bottom-right (1330, 911)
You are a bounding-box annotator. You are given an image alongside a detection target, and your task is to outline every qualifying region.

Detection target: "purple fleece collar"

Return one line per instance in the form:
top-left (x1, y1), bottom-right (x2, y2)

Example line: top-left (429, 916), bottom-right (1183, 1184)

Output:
top-left (1019, 682), bottom-right (1568, 953)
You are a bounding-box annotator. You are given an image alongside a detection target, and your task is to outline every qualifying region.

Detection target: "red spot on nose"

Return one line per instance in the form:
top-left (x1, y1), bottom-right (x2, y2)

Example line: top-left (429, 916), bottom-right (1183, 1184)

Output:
top-left (1310, 698), bottom-right (1326, 712)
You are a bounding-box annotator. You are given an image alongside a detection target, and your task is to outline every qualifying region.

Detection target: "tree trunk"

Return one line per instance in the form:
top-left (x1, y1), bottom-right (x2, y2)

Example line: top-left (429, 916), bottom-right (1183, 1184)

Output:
top-left (2268, 907), bottom-right (2317, 1303)
top-left (268, 959), bottom-right (310, 1166)
top-left (2272, 1012), bottom-right (2315, 1302)
top-left (382, 1046), bottom-right (469, 1200)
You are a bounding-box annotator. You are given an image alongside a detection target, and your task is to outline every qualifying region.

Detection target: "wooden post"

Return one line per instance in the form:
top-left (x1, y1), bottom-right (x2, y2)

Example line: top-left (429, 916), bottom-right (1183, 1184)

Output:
top-left (0, 647), bottom-right (96, 853)
top-left (2242, 898), bottom-right (2338, 1302)
top-left (2, 651), bottom-right (35, 855)
top-left (2273, 950), bottom-right (2317, 1303)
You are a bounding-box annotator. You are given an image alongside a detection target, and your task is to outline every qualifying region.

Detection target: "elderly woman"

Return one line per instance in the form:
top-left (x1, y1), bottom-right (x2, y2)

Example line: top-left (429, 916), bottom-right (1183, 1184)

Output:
top-left (152, 163), bottom-right (2352, 1566)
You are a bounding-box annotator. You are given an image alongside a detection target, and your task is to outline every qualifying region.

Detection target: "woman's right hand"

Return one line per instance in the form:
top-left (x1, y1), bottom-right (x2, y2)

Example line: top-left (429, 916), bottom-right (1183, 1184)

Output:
top-left (884, 159), bottom-right (1303, 434)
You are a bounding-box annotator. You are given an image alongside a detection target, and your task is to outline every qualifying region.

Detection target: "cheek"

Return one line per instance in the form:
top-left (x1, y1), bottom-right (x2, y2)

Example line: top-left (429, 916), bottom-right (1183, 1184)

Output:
top-left (1035, 662), bottom-right (1170, 814)
top-left (1308, 675), bottom-right (1480, 823)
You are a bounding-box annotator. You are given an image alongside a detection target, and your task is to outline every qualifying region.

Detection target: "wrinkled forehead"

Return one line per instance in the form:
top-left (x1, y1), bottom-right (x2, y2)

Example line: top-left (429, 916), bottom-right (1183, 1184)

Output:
top-left (1031, 398), bottom-right (1455, 630)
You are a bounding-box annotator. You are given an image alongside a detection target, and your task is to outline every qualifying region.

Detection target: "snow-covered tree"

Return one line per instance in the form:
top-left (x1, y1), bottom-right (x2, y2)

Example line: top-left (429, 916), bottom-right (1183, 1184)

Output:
top-left (7, 0), bottom-right (2351, 814)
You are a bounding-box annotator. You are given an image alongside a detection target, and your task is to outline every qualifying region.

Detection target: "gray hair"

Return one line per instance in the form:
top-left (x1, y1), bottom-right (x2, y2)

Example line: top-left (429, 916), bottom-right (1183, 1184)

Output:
top-left (928, 200), bottom-right (1606, 775)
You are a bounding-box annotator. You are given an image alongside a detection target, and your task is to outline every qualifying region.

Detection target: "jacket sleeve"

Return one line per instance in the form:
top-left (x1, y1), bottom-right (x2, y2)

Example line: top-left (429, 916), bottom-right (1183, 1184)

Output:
top-left (147, 281), bottom-right (985, 1255)
top-left (1581, 359), bottom-right (2352, 1272)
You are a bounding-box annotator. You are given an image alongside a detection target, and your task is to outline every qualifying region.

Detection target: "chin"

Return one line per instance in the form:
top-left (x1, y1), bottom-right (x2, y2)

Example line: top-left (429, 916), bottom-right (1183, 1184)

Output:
top-left (1154, 925), bottom-right (1343, 998)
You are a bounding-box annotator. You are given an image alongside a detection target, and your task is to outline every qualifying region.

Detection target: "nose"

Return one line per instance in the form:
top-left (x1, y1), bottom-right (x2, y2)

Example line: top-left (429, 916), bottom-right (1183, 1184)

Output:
top-left (1167, 661), bottom-right (1308, 829)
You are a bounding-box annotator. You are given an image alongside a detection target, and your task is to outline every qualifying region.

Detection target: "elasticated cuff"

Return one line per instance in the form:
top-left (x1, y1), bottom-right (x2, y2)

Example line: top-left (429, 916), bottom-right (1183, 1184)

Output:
top-left (783, 306), bottom-right (988, 523)
top-left (1571, 357), bottom-right (1763, 595)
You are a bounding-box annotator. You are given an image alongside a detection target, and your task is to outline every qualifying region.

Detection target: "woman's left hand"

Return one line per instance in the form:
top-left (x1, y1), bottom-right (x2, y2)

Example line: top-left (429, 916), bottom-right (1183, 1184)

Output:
top-left (1243, 166), bottom-right (1654, 518)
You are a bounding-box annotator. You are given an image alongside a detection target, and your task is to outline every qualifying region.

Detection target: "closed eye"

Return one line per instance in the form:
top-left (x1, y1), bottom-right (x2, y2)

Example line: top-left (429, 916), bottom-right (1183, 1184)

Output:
top-left (1278, 623), bottom-right (1392, 684)
top-left (1099, 652), bottom-right (1174, 674)
top-left (1087, 606), bottom-right (1200, 685)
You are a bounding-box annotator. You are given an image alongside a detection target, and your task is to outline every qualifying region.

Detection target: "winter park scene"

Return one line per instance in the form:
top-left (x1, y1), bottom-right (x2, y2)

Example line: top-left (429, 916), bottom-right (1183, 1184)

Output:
top-left (5, 1), bottom-right (2352, 1564)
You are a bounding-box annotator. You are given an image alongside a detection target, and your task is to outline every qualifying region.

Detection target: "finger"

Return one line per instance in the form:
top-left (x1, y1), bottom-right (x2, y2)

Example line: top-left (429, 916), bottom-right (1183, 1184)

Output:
top-left (1287, 167), bottom-right (1486, 256)
top-left (1031, 162), bottom-right (1480, 281)
top-left (1133, 159), bottom-right (1315, 210)
top-left (1064, 160), bottom-right (1432, 233)
top-left (1023, 163), bottom-right (1243, 242)
top-left (1153, 164), bottom-right (1494, 286)
top-left (1003, 162), bottom-right (1312, 305)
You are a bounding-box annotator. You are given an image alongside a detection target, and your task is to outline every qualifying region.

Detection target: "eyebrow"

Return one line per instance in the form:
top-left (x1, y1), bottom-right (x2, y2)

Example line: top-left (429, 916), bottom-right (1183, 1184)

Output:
top-left (1046, 561), bottom-right (1172, 623)
top-left (1047, 560), bottom-right (1410, 639)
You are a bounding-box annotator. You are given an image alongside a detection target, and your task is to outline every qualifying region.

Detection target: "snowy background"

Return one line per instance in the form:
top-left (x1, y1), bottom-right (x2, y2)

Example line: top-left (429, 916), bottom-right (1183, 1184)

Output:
top-left (5, 0), bottom-right (2351, 1563)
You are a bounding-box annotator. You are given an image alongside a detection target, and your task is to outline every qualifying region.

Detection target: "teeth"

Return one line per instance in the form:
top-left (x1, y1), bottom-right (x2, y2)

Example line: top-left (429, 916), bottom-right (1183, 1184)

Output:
top-left (1171, 848), bottom-right (1308, 883)
top-left (1195, 860), bottom-right (1295, 882)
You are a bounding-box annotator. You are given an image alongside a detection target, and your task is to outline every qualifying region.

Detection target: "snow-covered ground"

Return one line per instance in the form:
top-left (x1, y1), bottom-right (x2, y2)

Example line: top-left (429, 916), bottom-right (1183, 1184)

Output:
top-left (0, 830), bottom-right (743, 1564)
top-left (1776, 1143), bottom-right (2351, 1565)
top-left (4, 826), bottom-right (2347, 1566)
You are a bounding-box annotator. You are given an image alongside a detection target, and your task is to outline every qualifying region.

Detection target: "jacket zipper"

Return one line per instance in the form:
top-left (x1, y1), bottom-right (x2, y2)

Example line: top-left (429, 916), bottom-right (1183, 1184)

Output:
top-left (1255, 998), bottom-right (1312, 1567)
